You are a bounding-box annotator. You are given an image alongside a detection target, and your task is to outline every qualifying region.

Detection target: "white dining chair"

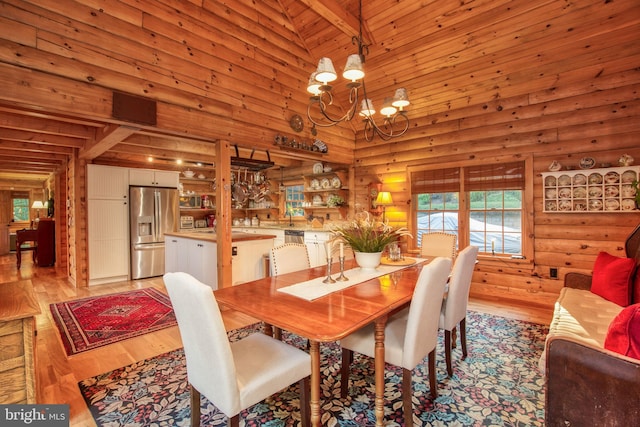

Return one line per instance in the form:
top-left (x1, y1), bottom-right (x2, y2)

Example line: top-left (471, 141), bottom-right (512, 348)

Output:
top-left (269, 242), bottom-right (312, 340)
top-left (439, 245), bottom-right (479, 376)
top-left (339, 257), bottom-right (452, 425)
top-left (269, 243), bottom-right (311, 276)
top-left (163, 272), bottom-right (311, 427)
top-left (420, 231), bottom-right (457, 261)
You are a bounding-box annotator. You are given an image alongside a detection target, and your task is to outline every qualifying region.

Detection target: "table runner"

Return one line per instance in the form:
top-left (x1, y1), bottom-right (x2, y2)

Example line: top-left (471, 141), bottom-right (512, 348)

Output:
top-left (278, 258), bottom-right (427, 301)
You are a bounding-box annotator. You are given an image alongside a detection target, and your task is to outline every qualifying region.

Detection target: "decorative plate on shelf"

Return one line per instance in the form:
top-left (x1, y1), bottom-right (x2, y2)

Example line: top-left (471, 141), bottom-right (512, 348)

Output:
top-left (312, 162), bottom-right (324, 174)
top-left (321, 178), bottom-right (331, 189)
top-left (312, 195), bottom-right (323, 206)
top-left (579, 157), bottom-right (596, 169)
top-left (310, 178), bottom-right (320, 190)
top-left (331, 176), bottom-right (341, 188)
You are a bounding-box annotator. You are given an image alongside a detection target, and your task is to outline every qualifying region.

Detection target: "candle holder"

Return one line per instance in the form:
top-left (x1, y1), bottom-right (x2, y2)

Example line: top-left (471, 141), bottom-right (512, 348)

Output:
top-left (323, 256), bottom-right (336, 283)
top-left (336, 256), bottom-right (349, 281)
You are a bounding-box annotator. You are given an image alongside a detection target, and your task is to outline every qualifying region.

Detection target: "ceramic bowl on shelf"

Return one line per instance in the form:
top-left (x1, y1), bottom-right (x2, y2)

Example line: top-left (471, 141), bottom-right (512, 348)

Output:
top-left (622, 170), bottom-right (636, 183)
top-left (589, 199), bottom-right (603, 211)
top-left (588, 187), bottom-right (603, 198)
top-left (622, 185), bottom-right (635, 198)
top-left (605, 199), bottom-right (620, 211)
top-left (604, 172), bottom-right (620, 184)
top-left (588, 173), bottom-right (603, 184)
top-left (622, 199), bottom-right (636, 211)
top-left (183, 169), bottom-right (195, 178)
top-left (573, 174), bottom-right (587, 185)
top-left (573, 187), bottom-right (586, 198)
top-left (559, 200), bottom-right (572, 211)
top-left (559, 188), bottom-right (572, 199)
top-left (604, 185), bottom-right (619, 197)
top-left (545, 176), bottom-right (556, 186)
top-left (573, 201), bottom-right (587, 211)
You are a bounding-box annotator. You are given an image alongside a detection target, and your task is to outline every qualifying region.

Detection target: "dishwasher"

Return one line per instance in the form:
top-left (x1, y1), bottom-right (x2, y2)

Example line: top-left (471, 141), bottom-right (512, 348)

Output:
top-left (284, 229), bottom-right (305, 244)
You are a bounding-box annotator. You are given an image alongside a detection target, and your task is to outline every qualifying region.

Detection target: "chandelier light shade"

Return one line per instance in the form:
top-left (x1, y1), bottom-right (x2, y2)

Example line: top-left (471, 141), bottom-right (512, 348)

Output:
top-left (306, 0), bottom-right (410, 141)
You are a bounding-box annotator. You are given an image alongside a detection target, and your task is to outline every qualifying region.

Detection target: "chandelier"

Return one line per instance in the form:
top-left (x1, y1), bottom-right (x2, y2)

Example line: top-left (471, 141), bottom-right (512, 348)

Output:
top-left (305, 0), bottom-right (410, 141)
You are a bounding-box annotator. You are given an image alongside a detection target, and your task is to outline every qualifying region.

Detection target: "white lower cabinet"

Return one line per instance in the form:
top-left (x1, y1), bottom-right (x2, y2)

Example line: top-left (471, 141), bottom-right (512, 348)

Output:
top-left (165, 236), bottom-right (217, 289)
top-left (231, 238), bottom-right (274, 285)
top-left (304, 231), bottom-right (331, 268)
top-left (88, 199), bottom-right (130, 285)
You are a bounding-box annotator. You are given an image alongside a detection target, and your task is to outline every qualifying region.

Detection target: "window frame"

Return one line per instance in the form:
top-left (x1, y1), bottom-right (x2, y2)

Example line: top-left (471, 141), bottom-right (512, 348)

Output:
top-left (408, 156), bottom-right (533, 260)
top-left (12, 193), bottom-right (31, 223)
top-left (284, 184), bottom-right (305, 217)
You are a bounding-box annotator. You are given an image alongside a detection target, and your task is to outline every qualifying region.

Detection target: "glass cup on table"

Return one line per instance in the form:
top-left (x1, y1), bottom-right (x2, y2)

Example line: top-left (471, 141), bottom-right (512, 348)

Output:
top-left (388, 242), bottom-right (402, 261)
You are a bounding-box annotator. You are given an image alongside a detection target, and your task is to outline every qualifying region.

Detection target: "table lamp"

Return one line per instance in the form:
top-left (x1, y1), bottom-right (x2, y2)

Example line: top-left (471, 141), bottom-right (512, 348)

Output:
top-left (375, 191), bottom-right (393, 222)
top-left (31, 200), bottom-right (44, 221)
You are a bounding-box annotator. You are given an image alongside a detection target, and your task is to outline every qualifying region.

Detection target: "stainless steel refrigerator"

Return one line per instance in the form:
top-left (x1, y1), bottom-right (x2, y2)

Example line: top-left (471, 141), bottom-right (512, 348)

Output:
top-left (130, 186), bottom-right (179, 279)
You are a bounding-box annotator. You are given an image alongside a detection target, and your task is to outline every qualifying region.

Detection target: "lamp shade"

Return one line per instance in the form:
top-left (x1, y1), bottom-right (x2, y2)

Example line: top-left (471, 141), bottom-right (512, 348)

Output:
top-left (391, 88), bottom-right (410, 109)
top-left (380, 97), bottom-right (398, 117)
top-left (315, 57), bottom-right (337, 84)
top-left (343, 54), bottom-right (365, 81)
top-left (306, 72), bottom-right (321, 95)
top-left (31, 201), bottom-right (45, 209)
top-left (375, 191), bottom-right (393, 206)
top-left (359, 99), bottom-right (375, 117)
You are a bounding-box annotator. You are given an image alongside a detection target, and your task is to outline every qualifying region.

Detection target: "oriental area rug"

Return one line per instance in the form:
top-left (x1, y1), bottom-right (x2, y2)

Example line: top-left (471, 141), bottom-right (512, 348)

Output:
top-left (79, 312), bottom-right (548, 426)
top-left (50, 288), bottom-right (176, 356)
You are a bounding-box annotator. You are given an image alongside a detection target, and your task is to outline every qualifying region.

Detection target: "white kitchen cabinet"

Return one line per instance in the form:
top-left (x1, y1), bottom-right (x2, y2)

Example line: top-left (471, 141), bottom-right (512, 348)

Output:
top-left (165, 236), bottom-right (217, 289)
top-left (129, 168), bottom-right (179, 188)
top-left (88, 199), bottom-right (130, 285)
top-left (231, 238), bottom-right (274, 285)
top-left (87, 164), bottom-right (129, 199)
top-left (87, 164), bottom-right (130, 285)
top-left (304, 231), bottom-right (331, 268)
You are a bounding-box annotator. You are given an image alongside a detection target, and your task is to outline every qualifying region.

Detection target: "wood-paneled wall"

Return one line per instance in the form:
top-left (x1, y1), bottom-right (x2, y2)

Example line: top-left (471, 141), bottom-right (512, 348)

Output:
top-left (353, 73), bottom-right (640, 309)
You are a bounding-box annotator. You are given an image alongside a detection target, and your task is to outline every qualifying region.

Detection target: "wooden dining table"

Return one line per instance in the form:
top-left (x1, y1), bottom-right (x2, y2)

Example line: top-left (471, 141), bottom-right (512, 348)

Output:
top-left (214, 257), bottom-right (430, 427)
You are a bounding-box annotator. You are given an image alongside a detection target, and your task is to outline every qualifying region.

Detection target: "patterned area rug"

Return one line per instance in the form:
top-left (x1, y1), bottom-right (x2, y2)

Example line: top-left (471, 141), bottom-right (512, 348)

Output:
top-left (51, 288), bottom-right (176, 356)
top-left (79, 312), bottom-right (548, 426)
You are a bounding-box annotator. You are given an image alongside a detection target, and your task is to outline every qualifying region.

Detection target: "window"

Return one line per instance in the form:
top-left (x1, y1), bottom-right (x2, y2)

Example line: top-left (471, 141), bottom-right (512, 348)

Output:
top-left (12, 193), bottom-right (30, 222)
top-left (285, 184), bottom-right (305, 217)
top-left (411, 162), bottom-right (526, 256)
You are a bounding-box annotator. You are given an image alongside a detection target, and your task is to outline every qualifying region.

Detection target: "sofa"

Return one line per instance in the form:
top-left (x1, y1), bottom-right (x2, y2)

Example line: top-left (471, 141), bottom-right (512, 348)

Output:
top-left (542, 224), bottom-right (640, 427)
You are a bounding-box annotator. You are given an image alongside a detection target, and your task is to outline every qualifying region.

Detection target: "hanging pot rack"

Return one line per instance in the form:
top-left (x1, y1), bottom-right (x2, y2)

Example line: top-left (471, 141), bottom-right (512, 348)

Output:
top-left (231, 145), bottom-right (275, 171)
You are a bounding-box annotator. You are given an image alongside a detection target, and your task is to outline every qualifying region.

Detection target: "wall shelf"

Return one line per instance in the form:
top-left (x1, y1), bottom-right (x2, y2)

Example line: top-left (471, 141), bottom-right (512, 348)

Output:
top-left (542, 166), bottom-right (639, 213)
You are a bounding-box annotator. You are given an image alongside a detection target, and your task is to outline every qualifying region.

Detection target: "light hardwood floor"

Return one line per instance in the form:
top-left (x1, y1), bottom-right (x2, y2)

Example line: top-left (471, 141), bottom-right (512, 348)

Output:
top-left (0, 253), bottom-right (553, 427)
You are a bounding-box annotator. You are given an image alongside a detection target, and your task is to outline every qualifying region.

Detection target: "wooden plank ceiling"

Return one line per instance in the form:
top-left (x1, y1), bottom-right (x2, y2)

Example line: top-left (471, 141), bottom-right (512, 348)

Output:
top-left (1, 0), bottom-right (636, 188)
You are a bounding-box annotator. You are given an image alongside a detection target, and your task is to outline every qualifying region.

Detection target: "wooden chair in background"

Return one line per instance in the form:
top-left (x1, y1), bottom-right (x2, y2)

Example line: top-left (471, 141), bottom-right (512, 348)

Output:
top-left (420, 232), bottom-right (458, 261)
top-left (15, 228), bottom-right (38, 269)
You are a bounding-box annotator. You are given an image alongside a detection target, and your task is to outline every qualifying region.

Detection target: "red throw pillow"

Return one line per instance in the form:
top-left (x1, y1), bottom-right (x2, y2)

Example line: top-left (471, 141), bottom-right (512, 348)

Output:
top-left (634, 265), bottom-right (640, 304)
top-left (604, 303), bottom-right (640, 360)
top-left (591, 251), bottom-right (635, 306)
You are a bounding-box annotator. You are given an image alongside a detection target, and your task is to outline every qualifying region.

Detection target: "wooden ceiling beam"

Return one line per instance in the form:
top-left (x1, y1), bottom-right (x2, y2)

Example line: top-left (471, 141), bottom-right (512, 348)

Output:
top-left (79, 125), bottom-right (139, 160)
top-left (298, 0), bottom-right (371, 44)
top-left (0, 140), bottom-right (75, 155)
top-left (0, 129), bottom-right (85, 148)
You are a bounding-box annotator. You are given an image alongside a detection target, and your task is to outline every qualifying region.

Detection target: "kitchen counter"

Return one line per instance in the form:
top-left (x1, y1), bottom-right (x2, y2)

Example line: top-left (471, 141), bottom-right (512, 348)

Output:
top-left (165, 230), bottom-right (277, 242)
